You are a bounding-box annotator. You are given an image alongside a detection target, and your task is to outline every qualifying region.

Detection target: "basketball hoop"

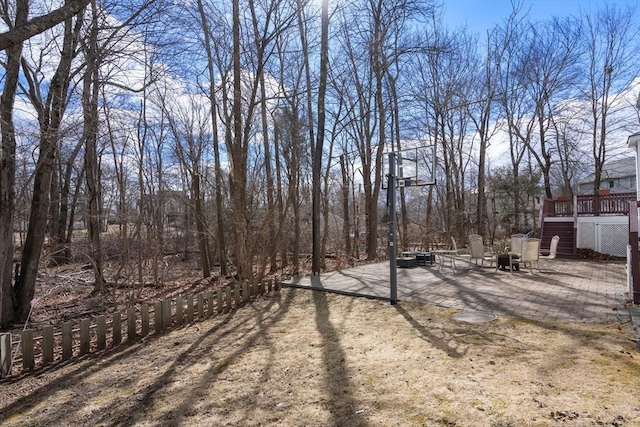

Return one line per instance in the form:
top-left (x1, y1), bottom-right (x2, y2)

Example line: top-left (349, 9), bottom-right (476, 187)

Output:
top-left (382, 145), bottom-right (436, 189)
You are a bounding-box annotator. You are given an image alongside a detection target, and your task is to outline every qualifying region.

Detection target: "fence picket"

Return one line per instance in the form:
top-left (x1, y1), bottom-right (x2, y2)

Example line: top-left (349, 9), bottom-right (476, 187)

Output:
top-left (234, 284), bottom-right (240, 308)
top-left (207, 291), bottom-right (214, 317)
top-left (42, 326), bottom-right (54, 365)
top-left (1, 333), bottom-right (11, 377)
top-left (176, 295), bottom-right (184, 327)
top-left (187, 295), bottom-right (194, 323)
top-left (217, 290), bottom-right (223, 314)
top-left (127, 307), bottom-right (136, 340)
top-left (225, 287), bottom-right (232, 312)
top-left (21, 330), bottom-right (34, 371)
top-left (197, 294), bottom-right (204, 319)
top-left (243, 281), bottom-right (249, 303)
top-left (97, 316), bottom-right (106, 350)
top-left (163, 299), bottom-right (172, 329)
top-left (154, 301), bottom-right (163, 333)
top-left (62, 322), bottom-right (73, 360)
top-left (113, 313), bottom-right (122, 345)
top-left (80, 319), bottom-right (90, 355)
top-left (141, 304), bottom-right (149, 336)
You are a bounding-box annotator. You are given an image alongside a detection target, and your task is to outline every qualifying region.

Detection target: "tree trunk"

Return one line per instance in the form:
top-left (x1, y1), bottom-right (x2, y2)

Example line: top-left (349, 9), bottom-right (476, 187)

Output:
top-left (83, 1), bottom-right (106, 294)
top-left (0, 0), bottom-right (28, 327)
top-left (340, 155), bottom-right (352, 257)
top-left (312, 0), bottom-right (329, 273)
top-left (230, 0), bottom-right (252, 281)
top-left (197, 0), bottom-right (227, 276)
top-left (52, 139), bottom-right (83, 265)
top-left (192, 172), bottom-right (211, 278)
top-left (15, 8), bottom-right (83, 320)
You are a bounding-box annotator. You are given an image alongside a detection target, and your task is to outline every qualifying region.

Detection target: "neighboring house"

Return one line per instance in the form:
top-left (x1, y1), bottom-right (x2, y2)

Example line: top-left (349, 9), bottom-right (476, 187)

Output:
top-left (141, 190), bottom-right (188, 225)
top-left (578, 156), bottom-right (636, 194)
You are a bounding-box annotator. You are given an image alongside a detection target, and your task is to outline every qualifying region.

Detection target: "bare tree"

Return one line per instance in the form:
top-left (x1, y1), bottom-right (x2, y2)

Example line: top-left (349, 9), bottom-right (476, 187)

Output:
top-left (581, 4), bottom-right (640, 193)
top-left (312, 0), bottom-right (329, 273)
top-left (14, 6), bottom-right (85, 320)
top-left (196, 0), bottom-right (228, 276)
top-left (0, 0), bottom-right (28, 327)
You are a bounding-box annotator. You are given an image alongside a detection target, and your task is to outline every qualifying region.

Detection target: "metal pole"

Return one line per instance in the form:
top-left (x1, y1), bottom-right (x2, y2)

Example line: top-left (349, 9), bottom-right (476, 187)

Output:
top-left (389, 152), bottom-right (398, 305)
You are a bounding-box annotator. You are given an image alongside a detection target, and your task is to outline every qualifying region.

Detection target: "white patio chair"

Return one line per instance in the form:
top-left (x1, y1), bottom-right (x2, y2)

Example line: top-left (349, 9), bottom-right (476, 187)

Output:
top-left (540, 235), bottom-right (560, 260)
top-left (507, 233), bottom-right (527, 258)
top-left (517, 238), bottom-right (541, 274)
top-left (468, 234), bottom-right (495, 268)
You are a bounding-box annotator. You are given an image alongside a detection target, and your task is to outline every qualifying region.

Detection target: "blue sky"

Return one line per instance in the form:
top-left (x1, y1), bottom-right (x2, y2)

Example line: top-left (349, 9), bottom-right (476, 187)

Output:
top-left (442, 0), bottom-right (635, 34)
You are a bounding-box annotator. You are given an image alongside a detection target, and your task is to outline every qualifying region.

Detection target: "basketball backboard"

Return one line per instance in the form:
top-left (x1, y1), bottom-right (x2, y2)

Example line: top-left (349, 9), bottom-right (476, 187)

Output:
top-left (382, 145), bottom-right (436, 189)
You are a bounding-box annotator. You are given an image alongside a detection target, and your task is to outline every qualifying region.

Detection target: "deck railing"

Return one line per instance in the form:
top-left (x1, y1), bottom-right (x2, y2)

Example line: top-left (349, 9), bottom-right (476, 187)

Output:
top-left (543, 192), bottom-right (637, 217)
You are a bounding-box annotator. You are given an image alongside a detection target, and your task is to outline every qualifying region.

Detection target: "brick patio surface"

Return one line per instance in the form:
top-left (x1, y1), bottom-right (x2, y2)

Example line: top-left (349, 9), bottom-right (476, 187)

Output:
top-left (282, 258), bottom-right (632, 324)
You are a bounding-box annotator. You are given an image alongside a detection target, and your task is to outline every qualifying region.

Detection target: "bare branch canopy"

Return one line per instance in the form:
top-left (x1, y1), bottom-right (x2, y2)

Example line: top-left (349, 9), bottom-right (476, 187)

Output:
top-left (0, 0), bottom-right (90, 51)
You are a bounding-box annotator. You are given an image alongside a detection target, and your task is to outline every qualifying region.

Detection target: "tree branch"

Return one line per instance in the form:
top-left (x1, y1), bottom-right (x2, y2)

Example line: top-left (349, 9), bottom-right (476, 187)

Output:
top-left (0, 0), bottom-right (90, 51)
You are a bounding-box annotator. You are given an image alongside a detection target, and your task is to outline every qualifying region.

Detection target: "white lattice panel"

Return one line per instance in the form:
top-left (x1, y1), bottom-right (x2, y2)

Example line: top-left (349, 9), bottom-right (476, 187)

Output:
top-left (577, 222), bottom-right (596, 249)
top-left (599, 223), bottom-right (628, 257)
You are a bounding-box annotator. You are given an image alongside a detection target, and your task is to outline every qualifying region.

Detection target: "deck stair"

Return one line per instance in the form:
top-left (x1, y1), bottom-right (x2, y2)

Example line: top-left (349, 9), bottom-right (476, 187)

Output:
top-left (540, 220), bottom-right (575, 258)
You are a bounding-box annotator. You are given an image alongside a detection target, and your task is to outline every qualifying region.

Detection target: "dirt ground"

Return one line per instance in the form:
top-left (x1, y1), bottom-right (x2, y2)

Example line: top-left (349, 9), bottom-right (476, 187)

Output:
top-left (2, 283), bottom-right (640, 426)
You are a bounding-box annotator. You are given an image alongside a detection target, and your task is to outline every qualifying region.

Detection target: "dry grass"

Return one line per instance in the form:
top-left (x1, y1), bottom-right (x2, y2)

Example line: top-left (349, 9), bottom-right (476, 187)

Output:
top-left (1, 288), bottom-right (639, 426)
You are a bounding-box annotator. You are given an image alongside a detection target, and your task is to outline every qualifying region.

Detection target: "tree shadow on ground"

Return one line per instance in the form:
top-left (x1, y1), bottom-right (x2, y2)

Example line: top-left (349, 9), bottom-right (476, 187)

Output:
top-left (311, 276), bottom-right (366, 427)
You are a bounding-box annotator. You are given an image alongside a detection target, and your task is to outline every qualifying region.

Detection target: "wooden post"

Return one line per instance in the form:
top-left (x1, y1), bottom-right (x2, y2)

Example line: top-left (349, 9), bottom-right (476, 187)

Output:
top-left (62, 322), bottom-right (73, 361)
top-left (187, 295), bottom-right (194, 323)
top-left (97, 316), bottom-right (106, 350)
top-left (207, 291), bottom-right (214, 317)
top-left (176, 295), bottom-right (184, 327)
top-left (217, 290), bottom-right (223, 315)
top-left (127, 307), bottom-right (137, 340)
top-left (234, 284), bottom-right (240, 308)
top-left (113, 313), bottom-right (122, 345)
top-left (225, 286), bottom-right (232, 312)
top-left (163, 299), bottom-right (172, 329)
top-left (242, 281), bottom-right (249, 303)
top-left (21, 330), bottom-right (34, 371)
top-left (268, 279), bottom-right (273, 292)
top-left (275, 279), bottom-right (281, 291)
top-left (154, 301), bottom-right (163, 333)
top-left (141, 304), bottom-right (149, 336)
top-left (1, 333), bottom-right (12, 377)
top-left (197, 294), bottom-right (205, 319)
top-left (42, 326), bottom-right (54, 365)
top-left (80, 319), bottom-right (90, 355)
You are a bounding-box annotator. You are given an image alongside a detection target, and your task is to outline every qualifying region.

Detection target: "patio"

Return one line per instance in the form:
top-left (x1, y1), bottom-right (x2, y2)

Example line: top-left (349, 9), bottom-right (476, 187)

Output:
top-left (282, 258), bottom-right (631, 324)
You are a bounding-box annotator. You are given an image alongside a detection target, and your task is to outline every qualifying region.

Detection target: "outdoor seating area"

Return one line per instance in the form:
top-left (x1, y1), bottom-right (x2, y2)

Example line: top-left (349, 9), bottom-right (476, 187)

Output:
top-left (283, 256), bottom-right (628, 324)
top-left (402, 233), bottom-right (561, 274)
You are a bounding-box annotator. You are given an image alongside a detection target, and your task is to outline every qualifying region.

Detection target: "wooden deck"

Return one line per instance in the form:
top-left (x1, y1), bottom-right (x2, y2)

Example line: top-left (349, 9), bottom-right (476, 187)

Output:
top-left (543, 192), bottom-right (636, 217)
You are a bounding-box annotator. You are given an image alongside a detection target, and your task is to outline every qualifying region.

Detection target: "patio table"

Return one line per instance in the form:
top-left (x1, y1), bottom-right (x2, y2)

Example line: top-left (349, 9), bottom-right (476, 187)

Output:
top-left (434, 249), bottom-right (458, 272)
top-left (497, 253), bottom-right (519, 271)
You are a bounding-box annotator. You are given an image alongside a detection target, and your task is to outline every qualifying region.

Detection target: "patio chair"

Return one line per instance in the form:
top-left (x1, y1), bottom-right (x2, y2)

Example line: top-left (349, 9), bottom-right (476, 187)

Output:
top-left (468, 234), bottom-right (495, 268)
top-left (540, 235), bottom-right (560, 259)
top-left (507, 233), bottom-right (527, 257)
top-left (516, 238), bottom-right (541, 274)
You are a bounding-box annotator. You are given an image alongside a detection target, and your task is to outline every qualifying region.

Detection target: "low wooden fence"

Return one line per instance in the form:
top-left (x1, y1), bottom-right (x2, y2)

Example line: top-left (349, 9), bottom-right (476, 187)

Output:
top-left (0, 279), bottom-right (280, 378)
